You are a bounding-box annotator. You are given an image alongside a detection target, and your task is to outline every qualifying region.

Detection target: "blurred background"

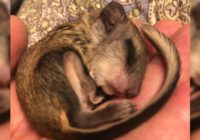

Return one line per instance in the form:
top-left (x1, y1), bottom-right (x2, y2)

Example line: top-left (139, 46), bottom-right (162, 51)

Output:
top-left (0, 0), bottom-right (10, 140)
top-left (11, 0), bottom-right (189, 47)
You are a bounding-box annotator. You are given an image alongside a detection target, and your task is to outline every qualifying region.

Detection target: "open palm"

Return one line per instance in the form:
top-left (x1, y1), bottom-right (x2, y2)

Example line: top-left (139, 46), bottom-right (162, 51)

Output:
top-left (10, 16), bottom-right (189, 140)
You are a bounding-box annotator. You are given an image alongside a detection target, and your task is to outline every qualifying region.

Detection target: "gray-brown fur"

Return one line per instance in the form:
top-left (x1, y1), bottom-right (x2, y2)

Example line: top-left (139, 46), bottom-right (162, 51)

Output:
top-left (190, 3), bottom-right (200, 131)
top-left (16, 2), bottom-right (180, 140)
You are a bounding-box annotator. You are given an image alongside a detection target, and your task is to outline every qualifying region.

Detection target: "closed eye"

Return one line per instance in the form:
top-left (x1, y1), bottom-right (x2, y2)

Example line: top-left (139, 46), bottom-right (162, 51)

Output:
top-left (125, 39), bottom-right (135, 66)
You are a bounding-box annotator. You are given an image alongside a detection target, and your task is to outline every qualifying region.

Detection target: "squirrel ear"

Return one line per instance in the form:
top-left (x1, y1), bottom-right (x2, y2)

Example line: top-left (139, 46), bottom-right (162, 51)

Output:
top-left (100, 2), bottom-right (128, 33)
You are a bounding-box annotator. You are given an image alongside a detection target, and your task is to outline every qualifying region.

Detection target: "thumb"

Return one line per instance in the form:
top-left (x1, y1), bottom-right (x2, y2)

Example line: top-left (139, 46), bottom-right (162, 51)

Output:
top-left (10, 16), bottom-right (28, 76)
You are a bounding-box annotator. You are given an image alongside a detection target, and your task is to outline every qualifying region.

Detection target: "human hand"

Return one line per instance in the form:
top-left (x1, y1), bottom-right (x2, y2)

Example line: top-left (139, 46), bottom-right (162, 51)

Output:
top-left (192, 126), bottom-right (200, 140)
top-left (10, 16), bottom-right (190, 140)
top-left (10, 16), bottom-right (47, 140)
top-left (119, 20), bottom-right (189, 140)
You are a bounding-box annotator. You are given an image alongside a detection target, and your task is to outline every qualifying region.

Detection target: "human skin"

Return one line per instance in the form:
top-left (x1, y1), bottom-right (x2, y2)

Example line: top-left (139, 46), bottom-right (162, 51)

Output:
top-left (9, 16), bottom-right (190, 140)
top-left (192, 129), bottom-right (200, 140)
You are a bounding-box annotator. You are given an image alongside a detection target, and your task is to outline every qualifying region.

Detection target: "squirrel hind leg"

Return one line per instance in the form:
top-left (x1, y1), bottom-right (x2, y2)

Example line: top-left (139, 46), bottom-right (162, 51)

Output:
top-left (69, 99), bottom-right (136, 129)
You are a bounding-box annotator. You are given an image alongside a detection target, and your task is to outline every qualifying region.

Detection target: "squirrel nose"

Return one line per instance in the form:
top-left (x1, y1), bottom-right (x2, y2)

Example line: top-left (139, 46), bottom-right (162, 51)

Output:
top-left (102, 74), bottom-right (129, 96)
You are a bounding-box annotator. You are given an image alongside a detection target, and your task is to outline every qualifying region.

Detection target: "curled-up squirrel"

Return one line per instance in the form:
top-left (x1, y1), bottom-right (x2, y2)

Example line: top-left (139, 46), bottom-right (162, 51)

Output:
top-left (16, 2), bottom-right (180, 140)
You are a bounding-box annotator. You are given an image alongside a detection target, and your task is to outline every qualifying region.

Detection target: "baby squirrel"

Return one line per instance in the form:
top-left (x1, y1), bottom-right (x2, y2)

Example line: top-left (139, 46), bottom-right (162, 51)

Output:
top-left (16, 2), bottom-right (180, 140)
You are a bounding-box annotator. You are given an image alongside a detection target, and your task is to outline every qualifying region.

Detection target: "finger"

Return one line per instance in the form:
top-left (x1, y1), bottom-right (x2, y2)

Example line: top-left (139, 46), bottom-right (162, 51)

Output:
top-left (122, 81), bottom-right (190, 140)
top-left (191, 129), bottom-right (200, 140)
top-left (171, 24), bottom-right (190, 83)
top-left (0, 122), bottom-right (9, 140)
top-left (10, 81), bottom-right (42, 140)
top-left (128, 21), bottom-right (189, 140)
top-left (133, 20), bottom-right (183, 107)
top-left (138, 20), bottom-right (183, 57)
top-left (10, 16), bottom-right (28, 75)
top-left (132, 55), bottom-right (165, 108)
top-left (154, 20), bottom-right (182, 37)
top-left (10, 16), bottom-right (43, 140)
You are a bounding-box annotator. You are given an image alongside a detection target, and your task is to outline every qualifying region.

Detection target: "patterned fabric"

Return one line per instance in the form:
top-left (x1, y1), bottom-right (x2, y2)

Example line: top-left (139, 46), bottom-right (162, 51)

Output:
top-left (17, 0), bottom-right (190, 47)
top-left (148, 0), bottom-right (190, 25)
top-left (18, 0), bottom-right (106, 47)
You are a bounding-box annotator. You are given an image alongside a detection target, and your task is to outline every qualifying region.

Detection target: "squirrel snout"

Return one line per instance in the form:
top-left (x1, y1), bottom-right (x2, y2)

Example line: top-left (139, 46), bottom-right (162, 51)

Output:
top-left (102, 74), bottom-right (130, 97)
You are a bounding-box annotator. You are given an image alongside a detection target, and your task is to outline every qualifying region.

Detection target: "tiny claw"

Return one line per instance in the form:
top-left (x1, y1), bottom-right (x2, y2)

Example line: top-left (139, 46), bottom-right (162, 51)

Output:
top-left (90, 95), bottom-right (105, 105)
